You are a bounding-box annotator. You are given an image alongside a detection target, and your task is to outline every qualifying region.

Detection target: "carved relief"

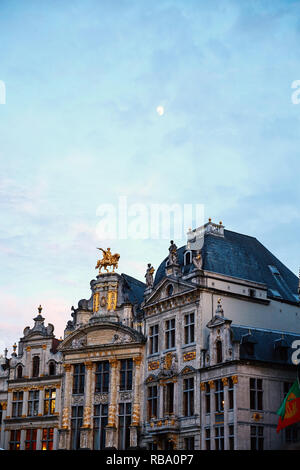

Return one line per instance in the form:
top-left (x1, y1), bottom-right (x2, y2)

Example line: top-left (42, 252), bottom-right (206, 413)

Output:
top-left (119, 391), bottom-right (132, 401)
top-left (71, 336), bottom-right (87, 349)
top-left (94, 393), bottom-right (109, 405)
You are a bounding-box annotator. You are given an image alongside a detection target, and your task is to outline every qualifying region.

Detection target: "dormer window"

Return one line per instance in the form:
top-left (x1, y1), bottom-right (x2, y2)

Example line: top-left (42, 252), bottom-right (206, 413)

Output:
top-left (249, 289), bottom-right (256, 298)
top-left (32, 356), bottom-right (40, 378)
top-left (166, 284), bottom-right (174, 297)
top-left (216, 340), bottom-right (222, 364)
top-left (16, 365), bottom-right (23, 379)
top-left (49, 361), bottom-right (56, 376)
top-left (184, 251), bottom-right (192, 266)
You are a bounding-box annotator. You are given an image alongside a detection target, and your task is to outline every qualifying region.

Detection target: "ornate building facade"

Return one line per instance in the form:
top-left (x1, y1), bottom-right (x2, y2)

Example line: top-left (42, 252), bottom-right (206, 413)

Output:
top-left (0, 220), bottom-right (300, 450)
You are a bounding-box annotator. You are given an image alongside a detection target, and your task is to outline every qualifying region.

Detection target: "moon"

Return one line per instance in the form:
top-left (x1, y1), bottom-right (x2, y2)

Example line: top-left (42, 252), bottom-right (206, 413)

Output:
top-left (156, 105), bottom-right (164, 116)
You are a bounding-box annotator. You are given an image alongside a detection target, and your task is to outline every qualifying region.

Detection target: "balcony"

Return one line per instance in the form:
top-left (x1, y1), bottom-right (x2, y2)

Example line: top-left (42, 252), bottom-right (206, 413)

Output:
top-left (146, 416), bottom-right (179, 433)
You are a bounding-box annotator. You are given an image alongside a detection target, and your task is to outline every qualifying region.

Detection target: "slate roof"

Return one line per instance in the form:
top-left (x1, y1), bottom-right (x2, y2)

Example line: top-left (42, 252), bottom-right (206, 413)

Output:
top-left (121, 273), bottom-right (146, 306)
top-left (231, 325), bottom-right (300, 366)
top-left (154, 229), bottom-right (299, 304)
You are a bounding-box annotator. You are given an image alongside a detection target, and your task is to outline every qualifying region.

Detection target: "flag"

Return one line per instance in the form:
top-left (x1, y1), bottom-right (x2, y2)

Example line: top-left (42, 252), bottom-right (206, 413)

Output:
top-left (276, 381), bottom-right (300, 433)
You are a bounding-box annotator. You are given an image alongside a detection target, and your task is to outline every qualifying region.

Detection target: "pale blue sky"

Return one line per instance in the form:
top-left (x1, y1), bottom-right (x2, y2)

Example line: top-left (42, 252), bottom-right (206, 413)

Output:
top-left (0, 0), bottom-right (300, 352)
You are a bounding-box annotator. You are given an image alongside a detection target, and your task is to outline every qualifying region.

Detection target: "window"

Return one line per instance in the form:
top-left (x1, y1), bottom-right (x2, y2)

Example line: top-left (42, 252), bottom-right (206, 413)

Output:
top-left (228, 378), bottom-right (234, 410)
top-left (229, 424), bottom-right (234, 450)
top-left (165, 319), bottom-right (175, 349)
top-left (250, 425), bottom-right (264, 450)
top-left (44, 388), bottom-right (56, 415)
top-left (149, 324), bottom-right (159, 354)
top-left (147, 385), bottom-right (158, 419)
top-left (184, 436), bottom-right (194, 450)
top-left (9, 430), bottom-right (21, 450)
top-left (25, 429), bottom-right (37, 450)
top-left (32, 356), bottom-right (40, 377)
top-left (71, 405), bottom-right (83, 450)
top-left (205, 382), bottom-right (211, 414)
top-left (149, 442), bottom-right (158, 450)
top-left (49, 361), bottom-right (56, 376)
top-left (216, 340), bottom-right (222, 363)
top-left (250, 378), bottom-right (263, 410)
top-left (95, 361), bottom-right (109, 393)
top-left (215, 426), bottom-right (224, 450)
top-left (118, 403), bottom-right (131, 450)
top-left (183, 377), bottom-right (194, 417)
top-left (249, 289), bottom-right (256, 298)
top-left (17, 365), bottom-right (23, 379)
top-left (184, 313), bottom-right (195, 345)
top-left (184, 251), bottom-right (192, 265)
top-left (28, 390), bottom-right (39, 417)
top-left (166, 284), bottom-right (174, 296)
top-left (42, 428), bottom-right (54, 450)
top-left (73, 364), bottom-right (85, 394)
top-left (215, 379), bottom-right (224, 413)
top-left (165, 382), bottom-right (174, 415)
top-left (120, 359), bottom-right (133, 391)
top-left (205, 428), bottom-right (211, 450)
top-left (93, 404), bottom-right (108, 450)
top-left (12, 391), bottom-right (23, 417)
top-left (285, 425), bottom-right (298, 444)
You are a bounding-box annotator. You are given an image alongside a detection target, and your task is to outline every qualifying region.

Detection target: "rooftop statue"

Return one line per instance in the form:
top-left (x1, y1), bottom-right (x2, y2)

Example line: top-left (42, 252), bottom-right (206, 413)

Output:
top-left (168, 240), bottom-right (178, 265)
top-left (95, 247), bottom-right (120, 274)
top-left (145, 263), bottom-right (155, 287)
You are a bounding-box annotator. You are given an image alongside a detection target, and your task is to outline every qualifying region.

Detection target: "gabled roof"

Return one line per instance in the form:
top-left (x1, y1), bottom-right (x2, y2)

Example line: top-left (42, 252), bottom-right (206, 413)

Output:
top-left (121, 273), bottom-right (146, 306)
top-left (154, 229), bottom-right (299, 304)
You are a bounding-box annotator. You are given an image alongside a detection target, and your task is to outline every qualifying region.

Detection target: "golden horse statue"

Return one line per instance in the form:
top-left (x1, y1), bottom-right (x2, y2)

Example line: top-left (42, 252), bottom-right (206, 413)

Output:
top-left (95, 248), bottom-right (120, 274)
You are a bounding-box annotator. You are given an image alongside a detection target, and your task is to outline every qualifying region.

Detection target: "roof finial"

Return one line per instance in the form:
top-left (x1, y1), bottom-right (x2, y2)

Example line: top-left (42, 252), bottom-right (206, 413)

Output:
top-left (38, 305), bottom-right (42, 314)
top-left (12, 343), bottom-right (17, 356)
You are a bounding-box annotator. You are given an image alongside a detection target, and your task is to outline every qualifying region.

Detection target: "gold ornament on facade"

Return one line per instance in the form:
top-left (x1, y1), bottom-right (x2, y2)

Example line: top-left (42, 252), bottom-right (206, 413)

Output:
top-left (222, 377), bottom-right (229, 386)
top-left (183, 351), bottom-right (196, 362)
top-left (107, 290), bottom-right (117, 311)
top-left (95, 248), bottom-right (120, 274)
top-left (208, 380), bottom-right (215, 389)
top-left (164, 352), bottom-right (173, 370)
top-left (232, 375), bottom-right (238, 384)
top-left (148, 361), bottom-right (159, 371)
top-left (200, 382), bottom-right (206, 391)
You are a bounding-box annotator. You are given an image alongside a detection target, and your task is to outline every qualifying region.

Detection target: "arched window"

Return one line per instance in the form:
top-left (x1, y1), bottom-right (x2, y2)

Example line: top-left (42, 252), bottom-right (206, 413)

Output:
top-left (184, 251), bottom-right (192, 265)
top-left (216, 340), bottom-right (222, 364)
top-left (49, 361), bottom-right (56, 376)
top-left (32, 356), bottom-right (40, 377)
top-left (17, 365), bottom-right (23, 379)
top-left (166, 284), bottom-right (173, 297)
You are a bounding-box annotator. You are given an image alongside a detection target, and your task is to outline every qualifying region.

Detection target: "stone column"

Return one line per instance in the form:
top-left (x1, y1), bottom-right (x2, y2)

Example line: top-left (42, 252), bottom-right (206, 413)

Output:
top-left (6, 390), bottom-right (12, 419)
top-left (36, 428), bottom-right (42, 450)
top-left (200, 382), bottom-right (206, 450)
top-left (38, 386), bottom-right (45, 416)
top-left (105, 358), bottom-right (118, 448)
top-left (222, 377), bottom-right (229, 450)
top-left (130, 356), bottom-right (142, 448)
top-left (232, 375), bottom-right (238, 450)
top-left (80, 361), bottom-right (94, 449)
top-left (22, 389), bottom-right (28, 417)
top-left (208, 380), bottom-right (215, 450)
top-left (0, 402), bottom-right (7, 449)
top-left (59, 363), bottom-right (72, 449)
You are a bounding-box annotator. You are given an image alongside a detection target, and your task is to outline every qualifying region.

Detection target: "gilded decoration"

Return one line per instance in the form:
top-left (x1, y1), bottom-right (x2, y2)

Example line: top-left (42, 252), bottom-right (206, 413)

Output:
top-left (148, 361), bottom-right (160, 371)
top-left (183, 351), bottom-right (196, 362)
top-left (208, 380), bottom-right (215, 389)
top-left (232, 375), bottom-right (238, 384)
top-left (93, 292), bottom-right (100, 312)
top-left (200, 382), bottom-right (206, 391)
top-left (222, 377), bottom-right (229, 386)
top-left (95, 247), bottom-right (120, 274)
top-left (107, 290), bottom-right (117, 311)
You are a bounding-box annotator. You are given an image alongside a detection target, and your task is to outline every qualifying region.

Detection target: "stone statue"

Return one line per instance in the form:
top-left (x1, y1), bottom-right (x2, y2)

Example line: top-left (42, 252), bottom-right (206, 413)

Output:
top-left (193, 250), bottom-right (203, 270)
top-left (95, 247), bottom-right (120, 274)
top-left (168, 240), bottom-right (178, 265)
top-left (145, 263), bottom-right (155, 287)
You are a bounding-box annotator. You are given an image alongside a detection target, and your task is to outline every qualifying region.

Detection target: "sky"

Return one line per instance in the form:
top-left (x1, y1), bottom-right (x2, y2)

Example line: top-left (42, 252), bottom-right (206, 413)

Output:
top-left (0, 0), bottom-right (300, 353)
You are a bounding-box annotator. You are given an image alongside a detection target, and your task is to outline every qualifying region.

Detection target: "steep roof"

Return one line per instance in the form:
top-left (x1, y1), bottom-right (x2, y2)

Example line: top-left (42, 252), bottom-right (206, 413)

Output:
top-left (154, 229), bottom-right (299, 304)
top-left (231, 324), bottom-right (300, 366)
